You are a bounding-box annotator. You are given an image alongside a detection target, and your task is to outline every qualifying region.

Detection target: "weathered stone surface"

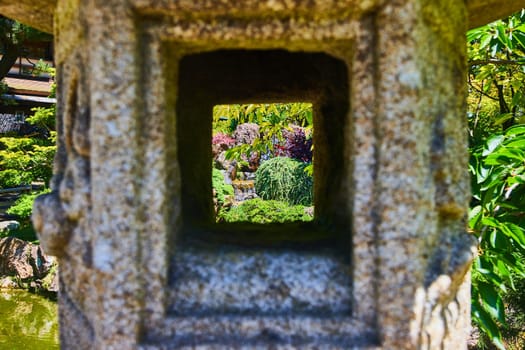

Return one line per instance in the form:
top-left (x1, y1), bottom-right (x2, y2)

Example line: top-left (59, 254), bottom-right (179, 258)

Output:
top-left (169, 246), bottom-right (351, 315)
top-left (5, 0), bottom-right (510, 348)
top-left (32, 190), bottom-right (72, 257)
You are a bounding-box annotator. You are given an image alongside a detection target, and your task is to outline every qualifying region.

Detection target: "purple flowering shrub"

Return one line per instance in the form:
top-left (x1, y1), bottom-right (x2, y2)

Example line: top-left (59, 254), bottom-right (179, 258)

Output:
top-left (275, 126), bottom-right (312, 162)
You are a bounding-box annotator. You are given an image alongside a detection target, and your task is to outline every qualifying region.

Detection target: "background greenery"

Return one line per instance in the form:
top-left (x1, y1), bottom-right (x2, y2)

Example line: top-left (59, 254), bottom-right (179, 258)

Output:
top-left (467, 9), bottom-right (525, 349)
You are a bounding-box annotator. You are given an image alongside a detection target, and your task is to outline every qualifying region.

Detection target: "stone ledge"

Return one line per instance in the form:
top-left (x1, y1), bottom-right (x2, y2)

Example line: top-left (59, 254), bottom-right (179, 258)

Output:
top-left (169, 246), bottom-right (352, 316)
top-left (143, 315), bottom-right (378, 349)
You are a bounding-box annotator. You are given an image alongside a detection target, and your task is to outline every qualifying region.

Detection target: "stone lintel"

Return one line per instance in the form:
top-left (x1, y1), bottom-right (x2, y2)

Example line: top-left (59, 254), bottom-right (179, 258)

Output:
top-left (0, 0), bottom-right (56, 33)
top-left (0, 0), bottom-right (523, 34)
top-left (467, 0), bottom-right (525, 29)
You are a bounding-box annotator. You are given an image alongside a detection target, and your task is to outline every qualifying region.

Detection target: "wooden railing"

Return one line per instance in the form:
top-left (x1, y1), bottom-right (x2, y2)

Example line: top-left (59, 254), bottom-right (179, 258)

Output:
top-left (0, 185), bottom-right (34, 194)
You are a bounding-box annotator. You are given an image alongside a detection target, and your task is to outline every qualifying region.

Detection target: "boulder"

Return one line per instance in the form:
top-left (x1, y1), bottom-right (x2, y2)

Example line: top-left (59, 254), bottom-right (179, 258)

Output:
top-left (214, 151), bottom-right (232, 171)
top-left (0, 221), bottom-right (20, 233)
top-left (0, 237), bottom-right (56, 288)
top-left (233, 123), bottom-right (259, 145)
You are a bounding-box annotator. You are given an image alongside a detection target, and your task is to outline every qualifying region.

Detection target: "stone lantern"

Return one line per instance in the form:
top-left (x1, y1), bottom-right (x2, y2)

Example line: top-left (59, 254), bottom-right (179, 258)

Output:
top-left (0, 0), bottom-right (522, 349)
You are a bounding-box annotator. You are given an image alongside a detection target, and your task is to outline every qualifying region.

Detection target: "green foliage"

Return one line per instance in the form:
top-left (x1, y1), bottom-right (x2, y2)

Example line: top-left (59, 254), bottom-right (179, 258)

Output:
top-left (6, 189), bottom-right (49, 220)
top-left (215, 103), bottom-right (313, 164)
top-left (27, 105), bottom-right (56, 131)
top-left (0, 169), bottom-right (29, 188)
top-left (467, 10), bottom-right (525, 140)
top-left (469, 125), bottom-right (525, 349)
top-left (255, 157), bottom-right (313, 206)
top-left (218, 198), bottom-right (312, 224)
top-left (0, 132), bottom-right (56, 189)
top-left (0, 18), bottom-right (52, 46)
top-left (468, 10), bottom-right (525, 349)
top-left (212, 168), bottom-right (234, 205)
top-left (213, 103), bottom-right (312, 133)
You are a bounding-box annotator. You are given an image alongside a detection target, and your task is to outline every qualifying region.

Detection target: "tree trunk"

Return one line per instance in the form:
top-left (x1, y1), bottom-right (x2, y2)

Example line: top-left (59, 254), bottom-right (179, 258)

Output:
top-left (0, 42), bottom-right (19, 81)
top-left (496, 83), bottom-right (515, 130)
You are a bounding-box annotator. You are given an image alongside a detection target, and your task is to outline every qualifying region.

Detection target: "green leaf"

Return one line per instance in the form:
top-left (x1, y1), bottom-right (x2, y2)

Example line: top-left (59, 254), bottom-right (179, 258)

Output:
top-left (496, 259), bottom-right (514, 289)
top-left (469, 205), bottom-right (483, 228)
top-left (483, 135), bottom-right (505, 156)
top-left (504, 138), bottom-right (525, 149)
top-left (511, 174), bottom-right (525, 183)
top-left (491, 41), bottom-right (501, 56)
top-left (477, 281), bottom-right (506, 323)
top-left (481, 217), bottom-right (501, 228)
top-left (513, 30), bottom-right (525, 49)
top-left (497, 24), bottom-right (513, 50)
top-left (467, 26), bottom-right (488, 42)
top-left (506, 223), bottom-right (525, 246)
top-left (490, 229), bottom-right (509, 250)
top-left (493, 113), bottom-right (514, 126)
top-left (472, 301), bottom-right (506, 350)
top-left (477, 164), bottom-right (492, 183)
top-left (505, 125), bottom-right (525, 136)
top-left (485, 148), bottom-right (525, 164)
top-left (480, 33), bottom-right (494, 50)
top-left (515, 23), bottom-right (525, 32)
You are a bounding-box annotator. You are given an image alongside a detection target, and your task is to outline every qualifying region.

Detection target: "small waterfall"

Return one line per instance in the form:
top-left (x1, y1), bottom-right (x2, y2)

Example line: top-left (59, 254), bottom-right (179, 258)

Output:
top-left (231, 179), bottom-right (257, 202)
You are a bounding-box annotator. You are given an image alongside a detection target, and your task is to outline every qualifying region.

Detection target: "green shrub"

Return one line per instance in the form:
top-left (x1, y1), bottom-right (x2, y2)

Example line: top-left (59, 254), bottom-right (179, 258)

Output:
top-left (6, 189), bottom-right (50, 220)
top-left (3, 190), bottom-right (49, 242)
top-left (212, 168), bottom-right (234, 205)
top-left (255, 157), bottom-right (313, 206)
top-left (0, 169), bottom-right (29, 188)
top-left (0, 131), bottom-right (56, 189)
top-left (218, 198), bottom-right (312, 224)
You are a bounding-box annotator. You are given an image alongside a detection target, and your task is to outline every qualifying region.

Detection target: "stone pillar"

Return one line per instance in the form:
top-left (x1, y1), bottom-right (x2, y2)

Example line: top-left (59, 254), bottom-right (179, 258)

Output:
top-left (21, 0), bottom-right (487, 348)
top-left (373, 1), bottom-right (476, 348)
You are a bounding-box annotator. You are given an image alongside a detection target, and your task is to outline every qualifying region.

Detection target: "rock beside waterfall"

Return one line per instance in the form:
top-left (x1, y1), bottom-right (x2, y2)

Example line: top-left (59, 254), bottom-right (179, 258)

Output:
top-left (0, 221), bottom-right (20, 233)
top-left (0, 237), bottom-right (57, 293)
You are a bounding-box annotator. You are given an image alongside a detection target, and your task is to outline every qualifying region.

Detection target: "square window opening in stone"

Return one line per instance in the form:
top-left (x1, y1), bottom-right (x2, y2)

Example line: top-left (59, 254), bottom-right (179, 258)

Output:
top-left (176, 49), bottom-right (351, 250)
top-left (212, 102), bottom-right (314, 226)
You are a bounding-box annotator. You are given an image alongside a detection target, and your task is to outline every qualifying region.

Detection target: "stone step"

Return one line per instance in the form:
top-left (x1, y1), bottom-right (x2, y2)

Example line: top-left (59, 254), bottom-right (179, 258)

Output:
top-left (168, 246), bottom-right (352, 316)
top-left (140, 315), bottom-right (379, 349)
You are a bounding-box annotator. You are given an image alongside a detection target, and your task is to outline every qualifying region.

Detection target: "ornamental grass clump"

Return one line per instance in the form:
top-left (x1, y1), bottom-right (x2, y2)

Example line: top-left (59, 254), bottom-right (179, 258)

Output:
top-left (254, 156), bottom-right (313, 206)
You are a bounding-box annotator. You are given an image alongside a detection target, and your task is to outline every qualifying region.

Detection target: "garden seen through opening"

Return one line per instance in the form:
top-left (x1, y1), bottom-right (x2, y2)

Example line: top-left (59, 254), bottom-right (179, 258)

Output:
top-left (211, 103), bottom-right (315, 225)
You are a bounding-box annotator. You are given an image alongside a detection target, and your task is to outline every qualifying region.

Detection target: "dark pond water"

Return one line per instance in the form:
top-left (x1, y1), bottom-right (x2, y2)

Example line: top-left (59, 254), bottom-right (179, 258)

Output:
top-left (0, 290), bottom-right (59, 349)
